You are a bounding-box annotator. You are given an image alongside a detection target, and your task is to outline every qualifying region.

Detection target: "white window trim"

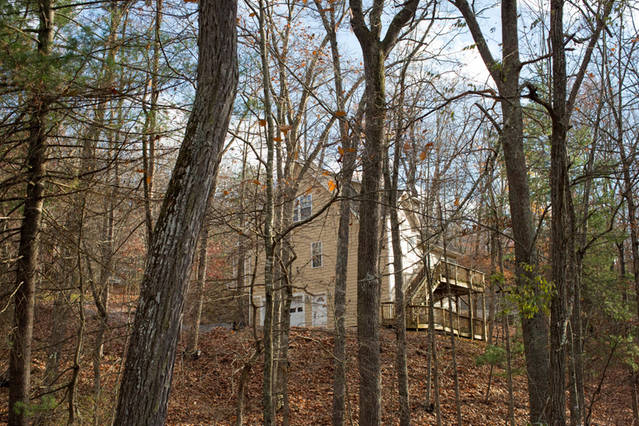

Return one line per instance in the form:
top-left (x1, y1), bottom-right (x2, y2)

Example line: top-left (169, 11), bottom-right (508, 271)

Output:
top-left (311, 241), bottom-right (323, 268)
top-left (293, 193), bottom-right (312, 223)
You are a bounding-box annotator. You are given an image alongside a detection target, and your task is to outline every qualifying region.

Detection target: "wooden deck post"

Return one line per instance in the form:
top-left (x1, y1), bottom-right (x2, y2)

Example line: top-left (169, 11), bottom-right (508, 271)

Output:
top-left (455, 266), bottom-right (459, 335)
top-left (482, 288), bottom-right (487, 341)
top-left (469, 275), bottom-right (474, 340)
top-left (454, 295), bottom-right (459, 336)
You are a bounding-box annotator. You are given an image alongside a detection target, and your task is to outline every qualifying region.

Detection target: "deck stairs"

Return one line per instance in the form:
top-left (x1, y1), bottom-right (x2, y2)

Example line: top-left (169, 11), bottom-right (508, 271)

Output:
top-left (381, 259), bottom-right (487, 340)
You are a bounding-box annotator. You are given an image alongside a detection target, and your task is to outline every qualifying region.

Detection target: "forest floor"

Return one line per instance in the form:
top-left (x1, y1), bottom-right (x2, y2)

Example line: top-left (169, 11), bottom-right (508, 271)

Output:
top-left (0, 295), bottom-right (635, 425)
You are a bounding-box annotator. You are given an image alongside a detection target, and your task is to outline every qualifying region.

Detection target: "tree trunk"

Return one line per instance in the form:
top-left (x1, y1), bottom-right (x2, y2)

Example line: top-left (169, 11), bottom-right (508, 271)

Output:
top-left (385, 150), bottom-right (410, 426)
top-left (355, 42), bottom-right (384, 423)
top-left (616, 73), bottom-right (639, 426)
top-left (313, 5), bottom-right (356, 424)
top-left (314, 3), bottom-right (356, 424)
top-left (257, 0), bottom-right (276, 422)
top-left (545, 2), bottom-right (611, 422)
top-left (8, 1), bottom-right (54, 423)
top-left (440, 217), bottom-right (462, 425)
top-left (504, 314), bottom-right (516, 425)
top-left (93, 197), bottom-right (113, 425)
top-left (141, 0), bottom-right (163, 247)
top-left (425, 256), bottom-right (442, 425)
top-left (348, 1), bottom-right (418, 422)
top-left (187, 223), bottom-right (209, 356)
top-left (93, 63), bottom-right (124, 422)
top-left (113, 1), bottom-right (237, 424)
top-left (452, 0), bottom-right (551, 420)
top-left (549, 1), bottom-right (569, 423)
top-left (67, 250), bottom-right (85, 424)
top-left (236, 346), bottom-right (261, 426)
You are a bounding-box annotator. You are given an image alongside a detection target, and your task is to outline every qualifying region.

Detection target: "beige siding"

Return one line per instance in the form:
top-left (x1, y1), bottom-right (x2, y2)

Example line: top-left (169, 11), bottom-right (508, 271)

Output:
top-left (251, 174), bottom-right (382, 330)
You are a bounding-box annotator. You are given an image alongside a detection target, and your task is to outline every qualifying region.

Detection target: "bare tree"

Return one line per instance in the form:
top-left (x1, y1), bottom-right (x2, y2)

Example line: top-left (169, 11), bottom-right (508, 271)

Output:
top-left (451, 0), bottom-right (551, 420)
top-left (525, 0), bottom-right (613, 422)
top-left (348, 1), bottom-right (419, 422)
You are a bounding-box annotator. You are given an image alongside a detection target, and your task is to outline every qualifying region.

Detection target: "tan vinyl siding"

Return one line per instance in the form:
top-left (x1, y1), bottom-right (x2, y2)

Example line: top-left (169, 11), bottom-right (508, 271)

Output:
top-left (250, 173), bottom-right (394, 329)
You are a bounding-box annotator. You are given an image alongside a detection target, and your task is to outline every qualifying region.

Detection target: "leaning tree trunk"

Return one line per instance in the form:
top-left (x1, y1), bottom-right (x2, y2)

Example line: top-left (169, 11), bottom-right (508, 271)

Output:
top-left (113, 2), bottom-right (238, 424)
top-left (8, 1), bottom-right (54, 424)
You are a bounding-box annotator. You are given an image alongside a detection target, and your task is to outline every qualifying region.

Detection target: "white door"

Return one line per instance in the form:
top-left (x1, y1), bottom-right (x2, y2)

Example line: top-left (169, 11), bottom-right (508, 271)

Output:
top-left (290, 295), bottom-right (305, 327)
top-left (312, 294), bottom-right (327, 327)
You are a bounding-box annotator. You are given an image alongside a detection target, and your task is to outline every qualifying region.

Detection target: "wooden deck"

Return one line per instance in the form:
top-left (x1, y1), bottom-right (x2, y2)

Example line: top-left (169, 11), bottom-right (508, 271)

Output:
top-left (381, 302), bottom-right (487, 340)
top-left (381, 259), bottom-right (487, 340)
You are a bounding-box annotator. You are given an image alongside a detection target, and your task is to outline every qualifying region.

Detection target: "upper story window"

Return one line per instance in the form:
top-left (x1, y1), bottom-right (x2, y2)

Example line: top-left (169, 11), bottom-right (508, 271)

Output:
top-left (293, 193), bottom-right (312, 222)
top-left (311, 241), bottom-right (323, 268)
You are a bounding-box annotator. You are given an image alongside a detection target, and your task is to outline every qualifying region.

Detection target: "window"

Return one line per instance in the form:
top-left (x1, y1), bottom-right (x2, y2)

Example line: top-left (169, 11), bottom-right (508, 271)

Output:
top-left (293, 194), bottom-right (312, 222)
top-left (311, 241), bottom-right (322, 268)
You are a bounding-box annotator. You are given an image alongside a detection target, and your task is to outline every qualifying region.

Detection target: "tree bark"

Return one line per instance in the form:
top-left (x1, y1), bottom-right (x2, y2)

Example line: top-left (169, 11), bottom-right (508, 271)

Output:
top-left (439, 213), bottom-right (462, 425)
top-left (314, 3), bottom-right (356, 424)
top-left (548, 1), bottom-right (569, 423)
top-left (8, 1), bottom-right (54, 424)
top-left (187, 222), bottom-right (209, 356)
top-left (613, 46), bottom-right (639, 426)
top-left (348, 1), bottom-right (418, 422)
top-left (141, 0), bottom-right (163, 247)
top-left (385, 148), bottom-right (410, 426)
top-left (451, 0), bottom-right (551, 420)
top-left (425, 255), bottom-right (442, 425)
top-left (257, 0), bottom-right (276, 422)
top-left (113, 1), bottom-right (237, 424)
top-left (545, 2), bottom-right (612, 423)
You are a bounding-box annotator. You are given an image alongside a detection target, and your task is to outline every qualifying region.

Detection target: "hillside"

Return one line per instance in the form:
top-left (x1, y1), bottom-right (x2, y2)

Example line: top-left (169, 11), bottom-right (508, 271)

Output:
top-left (0, 299), bottom-right (632, 424)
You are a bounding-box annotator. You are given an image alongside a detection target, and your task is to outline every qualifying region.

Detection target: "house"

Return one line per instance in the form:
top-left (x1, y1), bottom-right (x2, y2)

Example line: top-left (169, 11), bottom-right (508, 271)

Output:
top-left (246, 168), bottom-right (487, 339)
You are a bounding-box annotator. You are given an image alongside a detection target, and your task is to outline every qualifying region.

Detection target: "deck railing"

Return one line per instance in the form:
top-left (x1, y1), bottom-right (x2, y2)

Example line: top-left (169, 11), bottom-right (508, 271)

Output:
top-left (434, 260), bottom-right (485, 292)
top-left (381, 302), bottom-right (486, 340)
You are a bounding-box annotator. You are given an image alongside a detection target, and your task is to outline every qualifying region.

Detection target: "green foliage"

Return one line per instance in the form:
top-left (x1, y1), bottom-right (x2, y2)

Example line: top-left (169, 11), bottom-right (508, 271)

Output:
top-left (506, 263), bottom-right (554, 318)
top-left (476, 344), bottom-right (506, 367)
top-left (13, 395), bottom-right (56, 418)
top-left (600, 333), bottom-right (639, 373)
top-left (490, 271), bottom-right (506, 288)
